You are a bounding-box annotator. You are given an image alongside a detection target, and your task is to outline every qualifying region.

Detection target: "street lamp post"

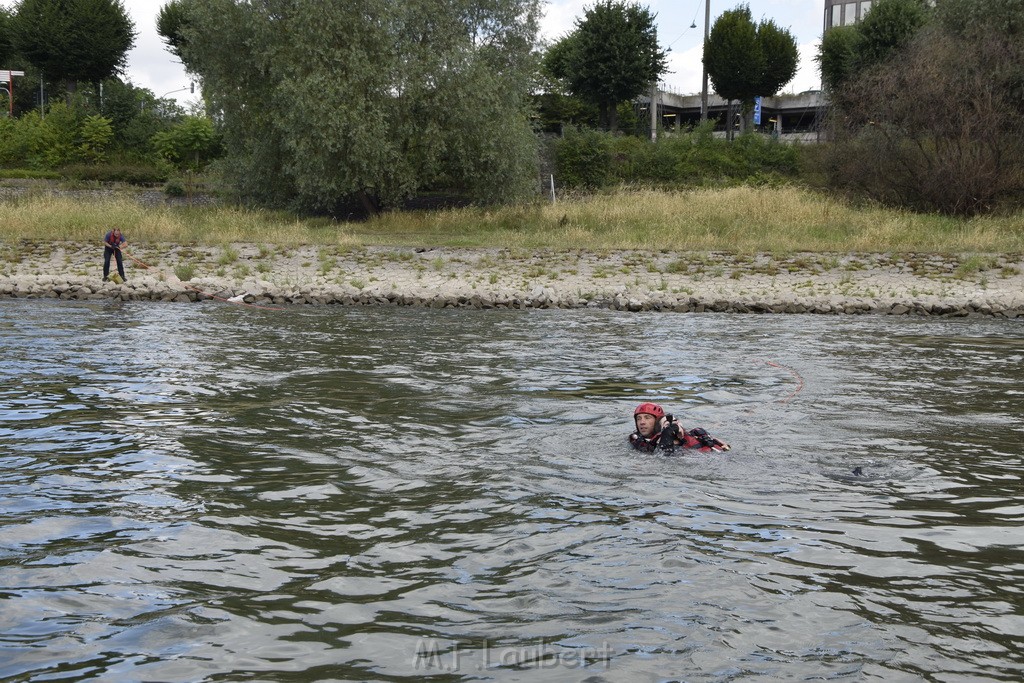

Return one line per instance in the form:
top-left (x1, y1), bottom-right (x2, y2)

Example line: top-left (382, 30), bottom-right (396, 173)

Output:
top-left (160, 82), bottom-right (194, 100)
top-left (156, 83), bottom-right (195, 115)
top-left (700, 0), bottom-right (710, 123)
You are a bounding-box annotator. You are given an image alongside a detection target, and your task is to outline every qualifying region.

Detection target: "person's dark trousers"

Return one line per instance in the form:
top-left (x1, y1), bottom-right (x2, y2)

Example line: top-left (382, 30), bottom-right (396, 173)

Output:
top-left (103, 247), bottom-right (126, 280)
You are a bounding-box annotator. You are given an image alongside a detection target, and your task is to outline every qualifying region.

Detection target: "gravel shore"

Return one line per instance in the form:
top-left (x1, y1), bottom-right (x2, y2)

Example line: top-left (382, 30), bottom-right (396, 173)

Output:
top-left (1, 241), bottom-right (1022, 317)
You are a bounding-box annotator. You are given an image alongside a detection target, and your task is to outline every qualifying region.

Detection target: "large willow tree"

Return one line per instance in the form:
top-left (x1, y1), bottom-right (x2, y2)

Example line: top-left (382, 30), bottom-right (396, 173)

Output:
top-left (175, 0), bottom-right (542, 212)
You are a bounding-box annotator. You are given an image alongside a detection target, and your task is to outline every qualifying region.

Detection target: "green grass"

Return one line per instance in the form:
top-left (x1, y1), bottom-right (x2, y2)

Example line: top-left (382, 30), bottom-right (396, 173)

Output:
top-left (954, 254), bottom-right (998, 279)
top-left (174, 263), bottom-right (195, 281)
top-left (1, 186), bottom-right (1023, 255)
top-left (217, 245), bottom-right (240, 265)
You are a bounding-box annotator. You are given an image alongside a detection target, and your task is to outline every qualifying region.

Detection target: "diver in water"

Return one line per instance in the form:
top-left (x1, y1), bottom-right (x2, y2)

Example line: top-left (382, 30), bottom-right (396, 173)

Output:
top-left (629, 402), bottom-right (730, 454)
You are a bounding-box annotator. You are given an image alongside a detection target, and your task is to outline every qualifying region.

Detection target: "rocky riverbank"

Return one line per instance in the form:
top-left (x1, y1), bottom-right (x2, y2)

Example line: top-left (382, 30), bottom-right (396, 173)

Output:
top-left (1, 241), bottom-right (1022, 317)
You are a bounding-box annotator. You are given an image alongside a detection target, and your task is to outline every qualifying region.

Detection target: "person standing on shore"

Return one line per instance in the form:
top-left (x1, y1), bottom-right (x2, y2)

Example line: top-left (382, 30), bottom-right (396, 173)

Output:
top-left (103, 227), bottom-right (127, 282)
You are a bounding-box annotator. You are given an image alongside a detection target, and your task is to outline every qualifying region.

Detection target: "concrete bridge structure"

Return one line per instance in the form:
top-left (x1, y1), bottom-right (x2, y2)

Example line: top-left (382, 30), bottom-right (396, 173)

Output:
top-left (641, 89), bottom-right (827, 142)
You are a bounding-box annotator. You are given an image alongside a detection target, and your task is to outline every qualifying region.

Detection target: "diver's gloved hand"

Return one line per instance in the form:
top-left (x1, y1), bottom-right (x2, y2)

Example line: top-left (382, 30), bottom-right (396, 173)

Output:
top-left (658, 420), bottom-right (681, 453)
top-left (687, 427), bottom-right (731, 452)
top-left (686, 427), bottom-right (716, 447)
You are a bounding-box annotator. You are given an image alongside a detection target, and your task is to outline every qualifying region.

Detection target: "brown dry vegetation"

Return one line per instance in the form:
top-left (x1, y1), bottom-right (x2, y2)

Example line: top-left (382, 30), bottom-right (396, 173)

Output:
top-left (1, 186), bottom-right (1022, 255)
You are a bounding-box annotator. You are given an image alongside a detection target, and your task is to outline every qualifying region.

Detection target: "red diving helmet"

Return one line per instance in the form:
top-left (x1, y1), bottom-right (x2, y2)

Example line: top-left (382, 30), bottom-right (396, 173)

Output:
top-left (634, 402), bottom-right (665, 419)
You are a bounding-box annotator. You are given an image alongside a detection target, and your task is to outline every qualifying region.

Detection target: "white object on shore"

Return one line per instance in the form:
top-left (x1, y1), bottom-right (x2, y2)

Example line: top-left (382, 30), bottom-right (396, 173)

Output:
top-left (226, 294), bottom-right (246, 303)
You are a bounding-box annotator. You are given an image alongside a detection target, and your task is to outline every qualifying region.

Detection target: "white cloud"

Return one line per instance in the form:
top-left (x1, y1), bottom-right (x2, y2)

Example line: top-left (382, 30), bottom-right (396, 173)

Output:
top-left (662, 44), bottom-right (704, 96)
top-left (787, 40), bottom-right (823, 94)
top-left (539, 0), bottom-right (589, 42)
top-left (121, 1), bottom-right (194, 103)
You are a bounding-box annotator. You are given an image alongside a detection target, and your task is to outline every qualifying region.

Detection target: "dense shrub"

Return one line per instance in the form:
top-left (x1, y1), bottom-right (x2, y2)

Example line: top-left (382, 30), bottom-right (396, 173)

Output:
top-left (163, 177), bottom-right (186, 197)
top-left (0, 103), bottom-right (116, 168)
top-left (151, 116), bottom-right (221, 172)
top-left (607, 134), bottom-right (652, 183)
top-left (0, 86), bottom-right (209, 186)
top-left (77, 115), bottom-right (114, 163)
top-left (554, 126), bottom-right (613, 189)
top-left (823, 23), bottom-right (1024, 215)
top-left (553, 122), bottom-right (800, 190)
top-left (35, 103), bottom-right (86, 167)
top-left (814, 0), bottom-right (1024, 215)
top-left (0, 111), bottom-right (46, 166)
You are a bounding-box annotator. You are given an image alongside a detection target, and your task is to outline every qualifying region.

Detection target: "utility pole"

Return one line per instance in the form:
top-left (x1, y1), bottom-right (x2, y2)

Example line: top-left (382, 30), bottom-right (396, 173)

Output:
top-left (700, 0), bottom-right (710, 123)
top-left (650, 83), bottom-right (658, 141)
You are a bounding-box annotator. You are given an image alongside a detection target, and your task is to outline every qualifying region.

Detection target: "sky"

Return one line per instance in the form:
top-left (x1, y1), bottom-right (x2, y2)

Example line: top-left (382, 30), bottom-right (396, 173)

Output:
top-left (2, 0), bottom-right (825, 105)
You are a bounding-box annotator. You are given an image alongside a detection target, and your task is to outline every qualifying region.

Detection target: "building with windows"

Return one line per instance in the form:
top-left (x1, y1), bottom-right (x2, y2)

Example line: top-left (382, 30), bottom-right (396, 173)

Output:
top-left (824, 1), bottom-right (873, 30)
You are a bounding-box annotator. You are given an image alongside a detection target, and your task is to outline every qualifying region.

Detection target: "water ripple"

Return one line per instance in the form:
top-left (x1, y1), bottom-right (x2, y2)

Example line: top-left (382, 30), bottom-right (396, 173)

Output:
top-left (0, 301), bottom-right (1021, 681)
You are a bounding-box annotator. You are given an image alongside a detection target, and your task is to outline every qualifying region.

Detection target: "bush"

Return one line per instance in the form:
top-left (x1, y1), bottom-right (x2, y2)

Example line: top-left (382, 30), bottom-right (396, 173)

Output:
top-left (648, 135), bottom-right (688, 182)
top-left (36, 103), bottom-right (84, 168)
top-left (553, 121), bottom-right (801, 190)
top-left (554, 126), bottom-right (613, 189)
top-left (151, 116), bottom-right (222, 172)
top-left (822, 23), bottom-right (1024, 215)
top-left (608, 135), bottom-right (653, 183)
top-left (174, 263), bottom-right (195, 281)
top-left (0, 104), bottom-right (122, 169)
top-left (731, 132), bottom-right (800, 177)
top-left (164, 178), bottom-right (186, 197)
top-left (0, 111), bottom-right (45, 166)
top-left (77, 115), bottom-right (114, 164)
top-left (663, 125), bottom-right (746, 182)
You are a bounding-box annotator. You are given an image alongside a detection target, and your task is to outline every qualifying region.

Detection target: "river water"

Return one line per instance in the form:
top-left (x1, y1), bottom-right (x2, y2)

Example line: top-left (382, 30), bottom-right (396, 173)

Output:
top-left (1, 299), bottom-right (1021, 682)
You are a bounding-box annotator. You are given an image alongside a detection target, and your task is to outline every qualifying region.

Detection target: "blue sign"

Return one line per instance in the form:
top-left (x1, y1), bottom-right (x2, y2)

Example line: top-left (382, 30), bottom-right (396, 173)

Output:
top-left (753, 97), bottom-right (762, 125)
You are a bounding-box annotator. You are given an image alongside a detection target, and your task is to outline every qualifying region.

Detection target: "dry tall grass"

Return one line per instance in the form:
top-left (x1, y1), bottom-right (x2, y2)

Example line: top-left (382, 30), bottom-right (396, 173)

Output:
top-left (1, 186), bottom-right (1021, 254)
top-left (347, 185), bottom-right (1024, 253)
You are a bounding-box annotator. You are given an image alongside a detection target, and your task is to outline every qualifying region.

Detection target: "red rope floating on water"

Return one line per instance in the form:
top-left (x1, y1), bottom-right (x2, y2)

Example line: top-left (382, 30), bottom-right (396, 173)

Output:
top-left (117, 247), bottom-right (284, 312)
top-left (762, 359), bottom-right (805, 404)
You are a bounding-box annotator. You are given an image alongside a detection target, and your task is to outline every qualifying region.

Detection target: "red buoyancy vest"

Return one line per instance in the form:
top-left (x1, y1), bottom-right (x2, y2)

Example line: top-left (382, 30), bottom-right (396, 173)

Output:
top-left (629, 427), bottom-right (724, 453)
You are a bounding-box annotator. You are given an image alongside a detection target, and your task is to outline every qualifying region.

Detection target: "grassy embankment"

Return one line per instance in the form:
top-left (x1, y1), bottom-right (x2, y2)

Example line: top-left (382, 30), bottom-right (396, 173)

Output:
top-left (1, 185), bottom-right (1022, 256)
